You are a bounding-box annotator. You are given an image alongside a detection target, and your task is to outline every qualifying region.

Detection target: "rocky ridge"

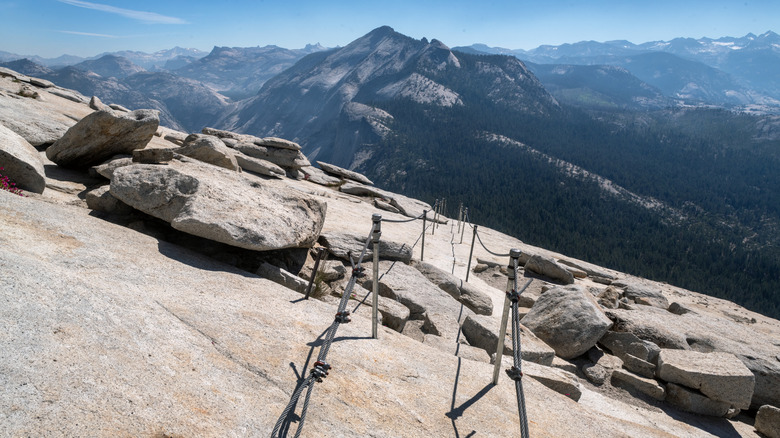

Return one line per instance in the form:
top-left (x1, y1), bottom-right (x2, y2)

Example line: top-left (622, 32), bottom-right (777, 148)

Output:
top-left (1, 67), bottom-right (779, 437)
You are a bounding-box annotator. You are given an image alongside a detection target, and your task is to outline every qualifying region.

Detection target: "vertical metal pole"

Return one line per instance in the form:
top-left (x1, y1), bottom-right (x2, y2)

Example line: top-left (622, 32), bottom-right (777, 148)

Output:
top-left (465, 225), bottom-right (477, 282)
top-left (492, 249), bottom-right (521, 385)
top-left (304, 247), bottom-right (325, 299)
top-left (457, 203), bottom-right (463, 234)
top-left (371, 214), bottom-right (382, 339)
top-left (460, 208), bottom-right (468, 244)
top-left (421, 210), bottom-right (427, 262)
top-left (432, 200), bottom-right (438, 235)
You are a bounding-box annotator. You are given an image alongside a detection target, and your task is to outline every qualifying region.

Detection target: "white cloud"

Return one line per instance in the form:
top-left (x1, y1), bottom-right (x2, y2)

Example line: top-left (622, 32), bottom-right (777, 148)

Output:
top-left (56, 0), bottom-right (187, 24)
top-left (57, 30), bottom-right (118, 38)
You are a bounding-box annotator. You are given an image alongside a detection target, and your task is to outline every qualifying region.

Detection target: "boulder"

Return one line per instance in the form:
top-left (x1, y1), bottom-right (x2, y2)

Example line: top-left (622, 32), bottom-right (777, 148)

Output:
top-left (522, 285), bottom-right (612, 359)
top-left (132, 148), bottom-right (174, 164)
top-left (611, 369), bottom-right (666, 401)
top-left (110, 160), bottom-right (326, 251)
top-left (85, 185), bottom-right (132, 215)
top-left (233, 142), bottom-right (309, 170)
top-left (256, 137), bottom-right (302, 151)
top-left (412, 260), bottom-right (493, 315)
top-left (46, 109), bottom-right (159, 168)
top-left (91, 155), bottom-right (133, 180)
top-left (256, 262), bottom-right (308, 294)
top-left (318, 231), bottom-right (412, 263)
top-left (374, 198), bottom-right (401, 214)
top-left (503, 358), bottom-right (582, 401)
top-left (606, 305), bottom-right (780, 408)
top-left (179, 134), bottom-right (239, 171)
top-left (316, 161), bottom-right (373, 185)
top-left (755, 405), bottom-right (780, 438)
top-left (524, 255), bottom-right (574, 284)
top-left (605, 308), bottom-right (690, 349)
top-left (582, 363), bottom-right (609, 385)
top-left (0, 124), bottom-right (46, 193)
top-left (378, 295), bottom-right (410, 332)
top-left (657, 349), bottom-right (754, 410)
top-left (338, 182), bottom-right (441, 222)
top-left (236, 153), bottom-right (285, 178)
top-left (596, 286), bottom-right (621, 309)
top-left (622, 353), bottom-right (656, 379)
top-left (89, 95), bottom-right (112, 112)
top-left (462, 314), bottom-right (555, 366)
top-left (299, 165), bottom-right (340, 185)
top-left (363, 261), bottom-right (472, 343)
top-left (621, 283), bottom-right (669, 309)
top-left (665, 383), bottom-right (731, 417)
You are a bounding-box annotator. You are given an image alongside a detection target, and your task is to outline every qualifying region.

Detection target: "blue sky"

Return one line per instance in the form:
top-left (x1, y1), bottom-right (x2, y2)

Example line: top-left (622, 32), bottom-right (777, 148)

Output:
top-left (1, 0), bottom-right (778, 58)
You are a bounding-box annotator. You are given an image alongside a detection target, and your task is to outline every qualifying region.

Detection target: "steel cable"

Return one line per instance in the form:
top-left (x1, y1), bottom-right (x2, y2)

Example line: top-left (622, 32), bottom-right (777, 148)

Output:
top-left (271, 224), bottom-right (375, 438)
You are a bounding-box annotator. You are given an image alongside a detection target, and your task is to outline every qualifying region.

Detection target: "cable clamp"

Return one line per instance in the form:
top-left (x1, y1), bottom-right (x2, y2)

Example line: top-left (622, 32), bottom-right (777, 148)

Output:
top-left (506, 289), bottom-right (521, 303)
top-left (352, 267), bottom-right (366, 278)
top-left (505, 366), bottom-right (523, 381)
top-left (312, 360), bottom-right (331, 382)
top-left (335, 311), bottom-right (352, 324)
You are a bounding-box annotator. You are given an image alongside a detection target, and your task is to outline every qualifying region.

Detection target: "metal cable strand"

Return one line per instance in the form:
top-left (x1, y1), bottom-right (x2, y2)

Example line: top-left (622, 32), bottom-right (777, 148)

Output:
top-left (270, 375), bottom-right (315, 437)
top-left (381, 212), bottom-right (425, 223)
top-left (511, 258), bottom-right (530, 438)
top-left (270, 224), bottom-right (376, 438)
top-left (294, 379), bottom-right (318, 438)
top-left (475, 228), bottom-right (510, 258)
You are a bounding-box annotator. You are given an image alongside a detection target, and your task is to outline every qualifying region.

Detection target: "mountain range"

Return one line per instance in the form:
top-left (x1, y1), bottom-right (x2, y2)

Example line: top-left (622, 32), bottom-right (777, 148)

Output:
top-left (2, 26), bottom-right (779, 318)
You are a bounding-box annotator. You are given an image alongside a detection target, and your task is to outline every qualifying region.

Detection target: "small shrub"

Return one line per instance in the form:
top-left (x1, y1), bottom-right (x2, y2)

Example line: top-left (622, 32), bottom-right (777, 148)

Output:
top-left (0, 167), bottom-right (25, 196)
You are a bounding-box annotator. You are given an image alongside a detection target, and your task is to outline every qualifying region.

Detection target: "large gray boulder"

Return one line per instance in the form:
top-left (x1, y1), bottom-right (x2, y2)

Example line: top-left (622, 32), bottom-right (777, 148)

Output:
top-left (316, 161), bottom-right (373, 185)
top-left (606, 305), bottom-right (780, 408)
top-left (110, 160), bottom-right (326, 251)
top-left (503, 358), bottom-right (582, 401)
top-left (318, 231), bottom-right (412, 263)
top-left (462, 314), bottom-right (555, 365)
top-left (364, 261), bottom-right (472, 344)
top-left (233, 142), bottom-right (309, 170)
top-left (412, 260), bottom-right (493, 315)
top-left (46, 109), bottom-right (159, 168)
top-left (755, 405), bottom-right (780, 438)
top-left (657, 349), bottom-right (754, 410)
top-left (339, 182), bottom-right (442, 223)
top-left (236, 154), bottom-right (285, 178)
top-left (665, 383), bottom-right (731, 417)
top-left (179, 134), bottom-right (239, 171)
top-left (0, 124), bottom-right (46, 193)
top-left (522, 285), bottom-right (612, 359)
top-left (524, 255), bottom-right (574, 284)
top-left (620, 283), bottom-right (669, 309)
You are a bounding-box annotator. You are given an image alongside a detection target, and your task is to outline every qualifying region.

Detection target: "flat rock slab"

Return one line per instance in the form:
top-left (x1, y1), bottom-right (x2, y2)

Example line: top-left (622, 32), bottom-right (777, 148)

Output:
top-left (110, 160), bottom-right (326, 251)
top-left (611, 369), bottom-right (666, 401)
top-left (657, 349), bottom-right (754, 409)
top-left (316, 161), bottom-right (373, 185)
top-left (412, 260), bottom-right (493, 316)
top-left (522, 285), bottom-right (612, 359)
top-left (46, 109), bottom-right (159, 168)
top-left (665, 383), bottom-right (731, 417)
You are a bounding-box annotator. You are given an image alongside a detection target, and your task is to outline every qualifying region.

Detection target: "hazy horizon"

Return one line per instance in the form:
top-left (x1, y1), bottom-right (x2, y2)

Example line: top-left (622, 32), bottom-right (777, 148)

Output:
top-left (1, 0), bottom-right (777, 58)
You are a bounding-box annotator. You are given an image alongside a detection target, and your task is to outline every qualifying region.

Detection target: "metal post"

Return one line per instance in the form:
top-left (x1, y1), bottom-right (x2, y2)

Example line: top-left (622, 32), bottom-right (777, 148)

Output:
top-left (460, 208), bottom-right (468, 244)
top-left (465, 225), bottom-right (477, 282)
top-left (457, 203), bottom-right (463, 234)
top-left (371, 214), bottom-right (382, 339)
top-left (421, 210), bottom-right (427, 262)
top-left (492, 249), bottom-right (521, 385)
top-left (304, 247), bottom-right (325, 299)
top-left (432, 200), bottom-right (438, 235)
